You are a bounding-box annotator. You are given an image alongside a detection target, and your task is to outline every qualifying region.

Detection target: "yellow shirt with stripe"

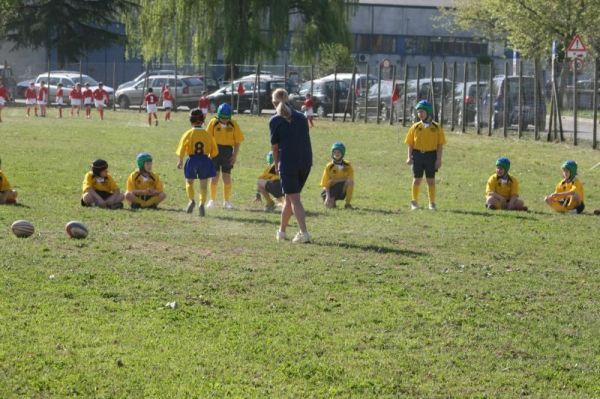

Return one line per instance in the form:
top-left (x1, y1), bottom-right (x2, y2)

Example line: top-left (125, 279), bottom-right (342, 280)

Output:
top-left (258, 165), bottom-right (279, 181)
top-left (206, 118), bottom-right (245, 146)
top-left (82, 171), bottom-right (119, 194)
top-left (126, 170), bottom-right (164, 193)
top-left (555, 177), bottom-right (585, 204)
top-left (320, 160), bottom-right (354, 188)
top-left (0, 170), bottom-right (12, 191)
top-left (486, 173), bottom-right (519, 200)
top-left (404, 121), bottom-right (447, 152)
top-left (176, 126), bottom-right (219, 159)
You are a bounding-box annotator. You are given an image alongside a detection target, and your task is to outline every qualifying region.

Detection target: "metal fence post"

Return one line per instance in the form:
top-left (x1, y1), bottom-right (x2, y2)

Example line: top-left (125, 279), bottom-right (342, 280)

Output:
top-left (364, 63), bottom-right (369, 124)
top-left (451, 62), bottom-right (456, 131)
top-left (430, 62), bottom-right (436, 121)
top-left (475, 60), bottom-right (480, 134)
top-left (488, 62), bottom-right (493, 136)
top-left (390, 64), bottom-right (397, 125)
top-left (462, 61), bottom-right (467, 133)
top-left (441, 62), bottom-right (446, 126)
top-left (573, 63), bottom-right (578, 145)
top-left (332, 67), bottom-right (337, 121)
top-left (503, 62), bottom-right (508, 138)
top-left (376, 62), bottom-right (382, 124)
top-left (518, 59), bottom-right (523, 138)
top-left (402, 64), bottom-right (408, 127)
top-left (594, 58), bottom-right (598, 149)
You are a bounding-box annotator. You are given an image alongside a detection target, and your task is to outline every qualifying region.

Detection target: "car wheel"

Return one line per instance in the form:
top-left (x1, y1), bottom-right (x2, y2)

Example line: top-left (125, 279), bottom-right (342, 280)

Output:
top-left (457, 109), bottom-right (464, 127)
top-left (316, 104), bottom-right (326, 118)
top-left (380, 104), bottom-right (389, 121)
top-left (118, 96), bottom-right (130, 109)
top-left (353, 107), bottom-right (362, 121)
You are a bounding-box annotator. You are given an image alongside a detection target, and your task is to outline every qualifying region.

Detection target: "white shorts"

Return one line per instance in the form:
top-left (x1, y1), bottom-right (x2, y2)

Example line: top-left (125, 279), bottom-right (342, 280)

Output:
top-left (305, 108), bottom-right (314, 117)
top-left (0, 97), bottom-right (5, 106)
top-left (94, 99), bottom-right (104, 108)
top-left (84, 98), bottom-right (93, 106)
top-left (147, 103), bottom-right (157, 113)
top-left (71, 98), bottom-right (81, 107)
top-left (37, 100), bottom-right (47, 106)
top-left (162, 100), bottom-right (172, 109)
top-left (56, 97), bottom-right (64, 106)
top-left (201, 108), bottom-right (208, 116)
top-left (26, 98), bottom-right (36, 106)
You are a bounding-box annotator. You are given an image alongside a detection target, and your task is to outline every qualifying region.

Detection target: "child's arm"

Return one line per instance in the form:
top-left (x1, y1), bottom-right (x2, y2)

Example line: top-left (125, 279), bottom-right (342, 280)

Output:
top-left (271, 144), bottom-right (280, 173)
top-left (435, 144), bottom-right (443, 170)
top-left (406, 145), bottom-right (413, 165)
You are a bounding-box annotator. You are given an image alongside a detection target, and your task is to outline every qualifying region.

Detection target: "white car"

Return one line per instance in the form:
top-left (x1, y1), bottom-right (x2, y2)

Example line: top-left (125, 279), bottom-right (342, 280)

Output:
top-left (34, 71), bottom-right (114, 104)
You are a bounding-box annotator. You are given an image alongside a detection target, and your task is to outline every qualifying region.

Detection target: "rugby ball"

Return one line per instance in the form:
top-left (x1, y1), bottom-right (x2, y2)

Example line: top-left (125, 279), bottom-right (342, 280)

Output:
top-left (65, 221), bottom-right (88, 239)
top-left (11, 220), bottom-right (35, 238)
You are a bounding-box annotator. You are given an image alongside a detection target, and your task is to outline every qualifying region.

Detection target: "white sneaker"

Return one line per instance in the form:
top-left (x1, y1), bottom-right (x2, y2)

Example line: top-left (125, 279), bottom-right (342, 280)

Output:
top-left (276, 230), bottom-right (287, 241)
top-left (206, 200), bottom-right (216, 209)
top-left (292, 231), bottom-right (311, 244)
top-left (223, 201), bottom-right (234, 209)
top-left (410, 201), bottom-right (419, 210)
top-left (428, 203), bottom-right (437, 210)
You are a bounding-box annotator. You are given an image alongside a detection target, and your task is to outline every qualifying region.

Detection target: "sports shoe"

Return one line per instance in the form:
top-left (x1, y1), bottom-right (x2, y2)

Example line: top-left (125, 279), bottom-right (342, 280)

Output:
top-left (198, 204), bottom-right (205, 217)
top-left (344, 203), bottom-right (353, 209)
top-left (276, 230), bottom-right (287, 241)
top-left (292, 231), bottom-right (311, 244)
top-left (410, 201), bottom-right (419, 210)
top-left (594, 209), bottom-right (600, 216)
top-left (206, 200), bottom-right (216, 209)
top-left (131, 203), bottom-right (141, 210)
top-left (185, 200), bottom-right (195, 213)
top-left (223, 201), bottom-right (234, 209)
top-left (264, 202), bottom-right (276, 212)
top-left (428, 203), bottom-right (437, 210)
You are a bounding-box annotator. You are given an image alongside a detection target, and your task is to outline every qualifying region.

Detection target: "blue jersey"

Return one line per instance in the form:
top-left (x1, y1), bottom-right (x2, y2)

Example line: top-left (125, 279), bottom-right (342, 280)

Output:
top-left (269, 108), bottom-right (312, 174)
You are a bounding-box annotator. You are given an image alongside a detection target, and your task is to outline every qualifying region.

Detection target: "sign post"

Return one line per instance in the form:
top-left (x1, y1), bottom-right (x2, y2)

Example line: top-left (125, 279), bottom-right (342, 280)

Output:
top-left (567, 34), bottom-right (588, 145)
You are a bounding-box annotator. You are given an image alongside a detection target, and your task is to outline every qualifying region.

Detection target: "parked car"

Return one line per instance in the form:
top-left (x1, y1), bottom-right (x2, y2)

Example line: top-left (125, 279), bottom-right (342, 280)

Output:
top-left (117, 70), bottom-right (176, 91)
top-left (115, 75), bottom-right (204, 109)
top-left (321, 73), bottom-right (378, 98)
top-left (206, 77), bottom-right (291, 113)
top-left (478, 75), bottom-right (546, 130)
top-left (289, 78), bottom-right (350, 117)
top-left (401, 78), bottom-right (454, 122)
top-left (354, 80), bottom-right (404, 121)
top-left (190, 75), bottom-right (219, 93)
top-left (452, 81), bottom-right (488, 126)
top-left (0, 64), bottom-right (17, 99)
top-left (22, 71), bottom-right (114, 104)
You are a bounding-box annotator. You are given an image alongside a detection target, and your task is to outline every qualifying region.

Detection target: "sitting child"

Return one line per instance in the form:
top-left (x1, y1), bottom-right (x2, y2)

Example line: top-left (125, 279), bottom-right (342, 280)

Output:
top-left (125, 152), bottom-right (166, 209)
top-left (255, 151), bottom-right (283, 212)
top-left (320, 142), bottom-right (354, 209)
top-left (485, 157), bottom-right (527, 211)
top-left (81, 159), bottom-right (124, 209)
top-left (0, 157), bottom-right (18, 204)
top-left (544, 160), bottom-right (585, 214)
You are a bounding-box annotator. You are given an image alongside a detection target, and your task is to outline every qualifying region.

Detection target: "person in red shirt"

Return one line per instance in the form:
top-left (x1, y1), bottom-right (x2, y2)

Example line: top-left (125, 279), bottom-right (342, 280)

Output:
top-left (37, 81), bottom-right (48, 117)
top-left (161, 84), bottom-right (173, 121)
top-left (198, 91), bottom-right (210, 116)
top-left (83, 83), bottom-right (93, 118)
top-left (25, 82), bottom-right (38, 117)
top-left (143, 87), bottom-right (159, 126)
top-left (55, 82), bottom-right (64, 118)
top-left (93, 82), bottom-right (109, 120)
top-left (0, 82), bottom-right (9, 122)
top-left (302, 93), bottom-right (314, 128)
top-left (69, 82), bottom-right (82, 117)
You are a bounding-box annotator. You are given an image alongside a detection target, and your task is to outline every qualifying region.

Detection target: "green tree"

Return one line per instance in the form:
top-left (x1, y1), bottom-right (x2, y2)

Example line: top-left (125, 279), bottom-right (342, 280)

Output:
top-left (123, 0), bottom-right (356, 66)
top-left (0, 0), bottom-right (137, 68)
top-left (318, 43), bottom-right (354, 75)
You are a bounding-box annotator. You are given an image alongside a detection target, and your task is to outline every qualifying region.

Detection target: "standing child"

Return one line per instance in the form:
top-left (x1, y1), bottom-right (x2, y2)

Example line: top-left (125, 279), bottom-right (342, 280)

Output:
top-left (37, 81), bottom-right (48, 117)
top-left (125, 152), bottom-right (166, 209)
top-left (404, 100), bottom-right (446, 210)
top-left (143, 87), bottom-right (159, 126)
top-left (83, 83), bottom-right (93, 118)
top-left (0, 157), bottom-right (18, 204)
top-left (320, 142), bottom-right (354, 209)
top-left (55, 83), bottom-right (64, 118)
top-left (93, 82), bottom-right (109, 120)
top-left (198, 91), bottom-right (210, 117)
top-left (302, 93), bottom-right (314, 128)
top-left (175, 108), bottom-right (219, 217)
top-left (544, 160), bottom-right (585, 214)
top-left (255, 151), bottom-right (284, 212)
top-left (81, 159), bottom-right (124, 209)
top-left (205, 103), bottom-right (245, 209)
top-left (25, 82), bottom-right (37, 117)
top-left (69, 82), bottom-right (82, 117)
top-left (0, 82), bottom-right (9, 122)
top-left (161, 84), bottom-right (173, 121)
top-left (485, 157), bottom-right (527, 211)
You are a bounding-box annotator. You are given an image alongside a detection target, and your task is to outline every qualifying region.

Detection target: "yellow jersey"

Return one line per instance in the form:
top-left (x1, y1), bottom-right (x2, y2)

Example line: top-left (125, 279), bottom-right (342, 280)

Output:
top-left (126, 170), bottom-right (164, 193)
top-left (0, 170), bottom-right (12, 191)
top-left (320, 160), bottom-right (354, 188)
top-left (82, 171), bottom-right (119, 194)
top-left (486, 174), bottom-right (519, 200)
top-left (404, 121), bottom-right (446, 152)
top-left (176, 127), bottom-right (219, 159)
top-left (206, 118), bottom-right (245, 146)
top-left (555, 177), bottom-right (584, 204)
top-left (258, 165), bottom-right (279, 181)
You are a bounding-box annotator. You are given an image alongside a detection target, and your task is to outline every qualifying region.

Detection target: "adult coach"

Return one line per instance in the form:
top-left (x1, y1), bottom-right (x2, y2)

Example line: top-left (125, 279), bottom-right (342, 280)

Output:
top-left (270, 88), bottom-right (312, 243)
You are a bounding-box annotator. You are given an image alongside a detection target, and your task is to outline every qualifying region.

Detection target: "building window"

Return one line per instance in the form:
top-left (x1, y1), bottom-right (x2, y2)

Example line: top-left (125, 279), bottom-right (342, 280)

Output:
top-left (354, 34), bottom-right (396, 54)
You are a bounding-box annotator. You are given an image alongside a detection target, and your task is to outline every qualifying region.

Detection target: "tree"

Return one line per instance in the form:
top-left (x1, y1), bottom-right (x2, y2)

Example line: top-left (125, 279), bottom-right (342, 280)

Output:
top-left (0, 0), bottom-right (137, 68)
top-left (123, 0), bottom-right (356, 66)
top-left (318, 43), bottom-right (354, 75)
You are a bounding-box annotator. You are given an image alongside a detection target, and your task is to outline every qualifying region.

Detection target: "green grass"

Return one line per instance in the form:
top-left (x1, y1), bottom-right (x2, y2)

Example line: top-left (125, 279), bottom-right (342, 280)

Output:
top-left (1, 107), bottom-right (600, 398)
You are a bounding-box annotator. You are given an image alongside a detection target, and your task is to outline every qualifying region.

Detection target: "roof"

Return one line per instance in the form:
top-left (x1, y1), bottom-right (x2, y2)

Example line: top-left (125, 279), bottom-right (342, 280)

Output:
top-left (358, 0), bottom-right (454, 7)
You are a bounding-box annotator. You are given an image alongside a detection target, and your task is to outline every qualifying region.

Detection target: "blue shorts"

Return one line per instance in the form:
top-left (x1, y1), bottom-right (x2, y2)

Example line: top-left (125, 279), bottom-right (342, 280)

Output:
top-left (184, 155), bottom-right (216, 180)
top-left (280, 168), bottom-right (311, 195)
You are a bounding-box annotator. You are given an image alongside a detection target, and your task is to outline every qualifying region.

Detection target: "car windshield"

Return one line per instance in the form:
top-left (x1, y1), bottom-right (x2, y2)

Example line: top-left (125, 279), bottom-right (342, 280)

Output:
top-left (182, 77), bottom-right (203, 86)
top-left (72, 76), bottom-right (99, 86)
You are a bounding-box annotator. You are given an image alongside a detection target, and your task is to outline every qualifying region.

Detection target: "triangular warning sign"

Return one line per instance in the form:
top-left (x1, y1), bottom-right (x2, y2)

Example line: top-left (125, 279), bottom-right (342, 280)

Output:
top-left (567, 34), bottom-right (586, 52)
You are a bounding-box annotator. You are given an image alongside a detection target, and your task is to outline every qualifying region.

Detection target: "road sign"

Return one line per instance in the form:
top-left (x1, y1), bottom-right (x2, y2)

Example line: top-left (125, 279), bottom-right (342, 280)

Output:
top-left (567, 34), bottom-right (587, 58)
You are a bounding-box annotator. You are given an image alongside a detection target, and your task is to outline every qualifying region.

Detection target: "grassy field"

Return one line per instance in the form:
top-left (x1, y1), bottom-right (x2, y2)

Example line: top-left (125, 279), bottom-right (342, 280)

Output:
top-left (1, 107), bottom-right (600, 398)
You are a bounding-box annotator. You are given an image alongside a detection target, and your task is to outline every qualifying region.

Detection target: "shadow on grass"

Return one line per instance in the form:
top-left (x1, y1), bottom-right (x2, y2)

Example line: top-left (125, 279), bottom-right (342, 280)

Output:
top-left (444, 208), bottom-right (539, 221)
top-left (3, 203), bottom-right (32, 209)
top-left (212, 214), bottom-right (280, 225)
top-left (313, 240), bottom-right (427, 257)
top-left (353, 206), bottom-right (399, 215)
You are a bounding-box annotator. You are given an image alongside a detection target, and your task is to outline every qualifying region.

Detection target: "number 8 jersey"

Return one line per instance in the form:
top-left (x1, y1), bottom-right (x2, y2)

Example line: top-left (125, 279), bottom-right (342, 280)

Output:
top-left (176, 126), bottom-right (219, 159)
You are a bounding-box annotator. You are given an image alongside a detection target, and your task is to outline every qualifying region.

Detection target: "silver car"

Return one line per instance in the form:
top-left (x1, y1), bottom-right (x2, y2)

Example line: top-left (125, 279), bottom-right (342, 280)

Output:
top-left (34, 71), bottom-right (114, 104)
top-left (115, 75), bottom-right (204, 109)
